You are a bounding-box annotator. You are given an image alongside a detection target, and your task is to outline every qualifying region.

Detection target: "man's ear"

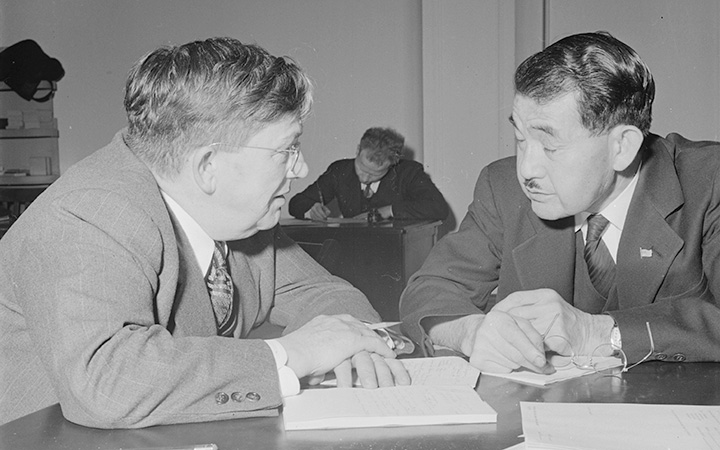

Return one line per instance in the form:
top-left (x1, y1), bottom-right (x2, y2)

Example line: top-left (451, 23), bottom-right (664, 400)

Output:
top-left (609, 125), bottom-right (644, 172)
top-left (191, 146), bottom-right (218, 195)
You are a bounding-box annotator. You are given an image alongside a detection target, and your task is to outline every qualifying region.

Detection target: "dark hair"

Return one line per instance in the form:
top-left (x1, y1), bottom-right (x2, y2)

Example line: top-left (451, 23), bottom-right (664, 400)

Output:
top-left (357, 127), bottom-right (405, 166)
top-left (515, 31), bottom-right (654, 136)
top-left (124, 37), bottom-right (313, 176)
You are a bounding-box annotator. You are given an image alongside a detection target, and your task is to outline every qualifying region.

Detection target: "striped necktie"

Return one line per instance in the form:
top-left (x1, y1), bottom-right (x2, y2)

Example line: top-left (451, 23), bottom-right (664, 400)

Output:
top-left (206, 241), bottom-right (237, 337)
top-left (363, 183), bottom-right (374, 199)
top-left (584, 214), bottom-right (616, 299)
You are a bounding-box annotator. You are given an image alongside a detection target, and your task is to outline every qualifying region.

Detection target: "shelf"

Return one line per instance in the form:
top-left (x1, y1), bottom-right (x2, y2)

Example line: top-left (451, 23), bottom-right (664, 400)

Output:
top-left (0, 174), bottom-right (58, 186)
top-left (0, 128), bottom-right (59, 139)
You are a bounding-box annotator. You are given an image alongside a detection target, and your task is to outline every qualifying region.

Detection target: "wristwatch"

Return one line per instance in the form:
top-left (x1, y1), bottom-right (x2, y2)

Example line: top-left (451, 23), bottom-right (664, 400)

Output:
top-left (610, 324), bottom-right (622, 350)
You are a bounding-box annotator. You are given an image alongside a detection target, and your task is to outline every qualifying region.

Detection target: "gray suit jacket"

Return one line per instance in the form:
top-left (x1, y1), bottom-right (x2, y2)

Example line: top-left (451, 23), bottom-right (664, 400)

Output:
top-left (401, 133), bottom-right (720, 363)
top-left (0, 131), bottom-right (379, 428)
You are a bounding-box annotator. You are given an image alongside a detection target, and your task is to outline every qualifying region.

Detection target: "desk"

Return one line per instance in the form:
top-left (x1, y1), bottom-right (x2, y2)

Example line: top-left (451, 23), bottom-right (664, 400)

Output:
top-left (3, 362), bottom-right (720, 449)
top-left (281, 219), bottom-right (441, 321)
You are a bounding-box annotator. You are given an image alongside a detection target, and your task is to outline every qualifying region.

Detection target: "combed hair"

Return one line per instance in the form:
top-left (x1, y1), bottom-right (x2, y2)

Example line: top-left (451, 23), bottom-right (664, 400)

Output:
top-left (123, 37), bottom-right (313, 176)
top-left (358, 127), bottom-right (405, 166)
top-left (515, 31), bottom-right (654, 136)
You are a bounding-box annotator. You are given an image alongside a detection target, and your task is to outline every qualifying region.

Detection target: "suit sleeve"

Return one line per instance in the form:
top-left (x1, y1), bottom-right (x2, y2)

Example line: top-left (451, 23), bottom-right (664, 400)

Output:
top-left (5, 189), bottom-right (285, 428)
top-left (390, 162), bottom-right (449, 221)
top-left (269, 226), bottom-right (380, 332)
top-left (399, 165), bottom-right (502, 352)
top-left (288, 164), bottom-right (340, 219)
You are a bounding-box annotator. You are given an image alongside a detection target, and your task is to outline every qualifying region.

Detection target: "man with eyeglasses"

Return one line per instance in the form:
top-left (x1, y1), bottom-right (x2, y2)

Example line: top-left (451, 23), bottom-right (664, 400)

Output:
top-left (0, 37), bottom-right (409, 429)
top-left (401, 32), bottom-right (720, 376)
top-left (289, 127), bottom-right (449, 222)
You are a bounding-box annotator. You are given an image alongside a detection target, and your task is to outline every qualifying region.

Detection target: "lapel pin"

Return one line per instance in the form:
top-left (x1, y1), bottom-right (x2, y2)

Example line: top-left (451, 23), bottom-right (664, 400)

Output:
top-left (640, 248), bottom-right (653, 258)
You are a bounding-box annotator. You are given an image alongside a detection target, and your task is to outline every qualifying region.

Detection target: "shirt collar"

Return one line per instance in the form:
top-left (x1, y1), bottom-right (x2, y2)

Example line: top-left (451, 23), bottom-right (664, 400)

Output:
top-left (574, 163), bottom-right (641, 233)
top-left (161, 191), bottom-right (216, 275)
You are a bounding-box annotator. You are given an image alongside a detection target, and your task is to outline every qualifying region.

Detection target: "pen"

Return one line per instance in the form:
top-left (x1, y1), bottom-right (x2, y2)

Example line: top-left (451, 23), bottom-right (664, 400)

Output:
top-left (317, 184), bottom-right (325, 205)
top-left (120, 444), bottom-right (218, 450)
top-left (541, 313), bottom-right (560, 339)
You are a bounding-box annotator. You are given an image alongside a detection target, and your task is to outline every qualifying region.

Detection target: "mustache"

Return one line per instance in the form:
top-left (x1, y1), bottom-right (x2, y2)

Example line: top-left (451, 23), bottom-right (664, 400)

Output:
top-left (523, 179), bottom-right (540, 190)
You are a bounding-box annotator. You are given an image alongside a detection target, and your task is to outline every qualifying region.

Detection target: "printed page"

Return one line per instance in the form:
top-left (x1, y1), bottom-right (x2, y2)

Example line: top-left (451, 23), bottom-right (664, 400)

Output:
top-left (321, 356), bottom-right (480, 388)
top-left (282, 385), bottom-right (496, 430)
top-left (521, 402), bottom-right (720, 450)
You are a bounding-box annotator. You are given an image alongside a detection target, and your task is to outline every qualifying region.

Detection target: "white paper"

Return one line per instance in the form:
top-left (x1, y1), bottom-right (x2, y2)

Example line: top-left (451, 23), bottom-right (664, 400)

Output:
top-left (521, 402), bottom-right (720, 450)
top-left (320, 356), bottom-right (480, 388)
top-left (282, 385), bottom-right (496, 430)
top-left (483, 355), bottom-right (623, 386)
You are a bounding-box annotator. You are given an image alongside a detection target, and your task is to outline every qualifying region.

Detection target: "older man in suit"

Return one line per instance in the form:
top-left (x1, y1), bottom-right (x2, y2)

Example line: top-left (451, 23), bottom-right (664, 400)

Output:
top-left (0, 37), bottom-right (408, 428)
top-left (400, 31), bottom-right (720, 374)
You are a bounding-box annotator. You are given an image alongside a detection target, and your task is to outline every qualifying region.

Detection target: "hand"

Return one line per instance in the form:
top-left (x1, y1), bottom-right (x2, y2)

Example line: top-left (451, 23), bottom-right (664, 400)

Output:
top-left (308, 202), bottom-right (331, 221)
top-left (276, 314), bottom-right (398, 380)
top-left (494, 288), bottom-right (615, 357)
top-left (332, 352), bottom-right (411, 388)
top-left (376, 205), bottom-right (393, 219)
top-left (457, 311), bottom-right (553, 375)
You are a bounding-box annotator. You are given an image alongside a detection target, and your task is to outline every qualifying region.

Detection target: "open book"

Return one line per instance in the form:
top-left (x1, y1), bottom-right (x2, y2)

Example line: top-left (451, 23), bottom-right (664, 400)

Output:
top-left (282, 356), bottom-right (496, 430)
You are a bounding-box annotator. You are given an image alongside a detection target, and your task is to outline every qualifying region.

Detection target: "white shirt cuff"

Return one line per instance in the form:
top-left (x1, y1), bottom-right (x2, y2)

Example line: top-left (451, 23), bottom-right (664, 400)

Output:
top-left (265, 339), bottom-right (300, 397)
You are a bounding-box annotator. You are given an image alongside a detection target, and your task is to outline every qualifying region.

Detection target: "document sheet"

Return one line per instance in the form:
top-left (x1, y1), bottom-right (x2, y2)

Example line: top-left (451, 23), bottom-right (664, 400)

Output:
top-left (519, 402), bottom-right (720, 450)
top-left (283, 356), bottom-right (495, 430)
top-left (484, 354), bottom-right (623, 386)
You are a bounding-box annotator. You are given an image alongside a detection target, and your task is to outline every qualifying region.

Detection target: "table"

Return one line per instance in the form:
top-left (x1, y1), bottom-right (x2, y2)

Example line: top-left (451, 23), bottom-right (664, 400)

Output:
top-left (281, 219), bottom-right (441, 321)
top-left (3, 361), bottom-right (719, 450)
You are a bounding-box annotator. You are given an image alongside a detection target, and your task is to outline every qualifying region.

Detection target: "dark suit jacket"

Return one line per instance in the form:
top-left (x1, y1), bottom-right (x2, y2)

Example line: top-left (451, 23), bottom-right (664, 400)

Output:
top-left (400, 133), bottom-right (720, 364)
top-left (289, 158), bottom-right (449, 220)
top-left (0, 131), bottom-right (380, 428)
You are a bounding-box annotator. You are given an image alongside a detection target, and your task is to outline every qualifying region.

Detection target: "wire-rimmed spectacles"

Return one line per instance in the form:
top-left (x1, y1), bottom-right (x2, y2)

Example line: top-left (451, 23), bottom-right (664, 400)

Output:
top-left (209, 141), bottom-right (302, 175)
top-left (544, 322), bottom-right (655, 374)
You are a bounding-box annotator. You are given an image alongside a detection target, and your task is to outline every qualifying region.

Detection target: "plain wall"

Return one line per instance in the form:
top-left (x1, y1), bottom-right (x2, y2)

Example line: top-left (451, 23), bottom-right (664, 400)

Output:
top-left (2, 1), bottom-right (719, 228)
top-left (0, 0), bottom-right (423, 219)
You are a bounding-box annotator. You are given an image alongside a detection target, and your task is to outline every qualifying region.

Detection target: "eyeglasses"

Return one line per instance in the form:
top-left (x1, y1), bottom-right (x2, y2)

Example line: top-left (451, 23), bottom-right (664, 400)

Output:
top-left (544, 322), bottom-right (655, 374)
top-left (209, 141), bottom-right (302, 175)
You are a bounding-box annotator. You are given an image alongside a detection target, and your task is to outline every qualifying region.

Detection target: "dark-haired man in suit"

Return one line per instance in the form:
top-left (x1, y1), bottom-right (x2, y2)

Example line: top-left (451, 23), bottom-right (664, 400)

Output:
top-left (289, 127), bottom-right (448, 222)
top-left (401, 31), bottom-right (720, 375)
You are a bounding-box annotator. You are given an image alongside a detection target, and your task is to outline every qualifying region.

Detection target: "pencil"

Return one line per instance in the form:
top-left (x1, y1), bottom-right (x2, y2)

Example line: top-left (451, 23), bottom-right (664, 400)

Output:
top-left (317, 184), bottom-right (325, 205)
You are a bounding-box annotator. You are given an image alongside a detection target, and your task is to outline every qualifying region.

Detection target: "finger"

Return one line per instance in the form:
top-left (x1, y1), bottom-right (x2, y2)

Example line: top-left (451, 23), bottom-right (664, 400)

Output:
top-left (334, 359), bottom-right (354, 388)
top-left (305, 374), bottom-right (326, 386)
top-left (385, 358), bottom-right (411, 386)
top-left (369, 353), bottom-right (395, 388)
top-left (353, 352), bottom-right (378, 389)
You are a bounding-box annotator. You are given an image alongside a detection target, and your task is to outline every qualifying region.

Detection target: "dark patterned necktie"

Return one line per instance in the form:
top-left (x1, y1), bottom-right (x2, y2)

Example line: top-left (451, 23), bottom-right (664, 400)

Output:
top-left (363, 184), bottom-right (373, 199)
top-left (206, 241), bottom-right (236, 337)
top-left (584, 214), bottom-right (616, 298)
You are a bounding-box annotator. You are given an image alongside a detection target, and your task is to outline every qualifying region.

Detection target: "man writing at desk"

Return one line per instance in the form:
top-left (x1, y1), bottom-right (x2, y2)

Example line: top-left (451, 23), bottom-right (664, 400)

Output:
top-left (289, 127), bottom-right (449, 222)
top-left (401, 32), bottom-right (720, 374)
top-left (0, 37), bottom-right (408, 428)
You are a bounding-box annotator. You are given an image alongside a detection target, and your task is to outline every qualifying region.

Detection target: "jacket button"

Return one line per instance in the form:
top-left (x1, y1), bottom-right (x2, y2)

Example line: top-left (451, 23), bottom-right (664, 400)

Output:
top-left (215, 392), bottom-right (229, 404)
top-left (246, 392), bottom-right (261, 402)
top-left (673, 353), bottom-right (686, 362)
top-left (231, 392), bottom-right (244, 403)
top-left (656, 353), bottom-right (667, 361)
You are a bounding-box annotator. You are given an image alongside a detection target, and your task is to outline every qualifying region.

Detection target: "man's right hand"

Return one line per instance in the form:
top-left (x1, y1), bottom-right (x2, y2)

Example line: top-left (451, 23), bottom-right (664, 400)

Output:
top-left (307, 202), bottom-right (331, 221)
top-left (276, 314), bottom-right (408, 387)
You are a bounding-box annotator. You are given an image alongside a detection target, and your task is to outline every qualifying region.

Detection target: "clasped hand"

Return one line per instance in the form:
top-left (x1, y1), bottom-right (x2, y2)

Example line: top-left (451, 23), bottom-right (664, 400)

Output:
top-left (277, 314), bottom-right (411, 388)
top-left (461, 289), bottom-right (614, 374)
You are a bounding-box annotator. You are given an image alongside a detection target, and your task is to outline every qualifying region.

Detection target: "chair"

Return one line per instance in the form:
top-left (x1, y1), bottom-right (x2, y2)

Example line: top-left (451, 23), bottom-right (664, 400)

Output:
top-left (297, 238), bottom-right (342, 273)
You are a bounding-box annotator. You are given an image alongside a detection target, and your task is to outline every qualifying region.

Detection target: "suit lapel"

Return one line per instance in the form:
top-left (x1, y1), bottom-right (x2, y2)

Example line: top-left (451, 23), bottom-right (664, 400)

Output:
top-left (512, 210), bottom-right (576, 304)
top-left (616, 136), bottom-right (684, 309)
top-left (166, 209), bottom-right (218, 337)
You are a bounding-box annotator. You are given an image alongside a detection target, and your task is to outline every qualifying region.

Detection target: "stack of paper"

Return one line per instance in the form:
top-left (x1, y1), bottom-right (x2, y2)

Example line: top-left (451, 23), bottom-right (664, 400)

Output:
top-left (519, 402), bottom-right (720, 449)
top-left (283, 356), bottom-right (496, 430)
